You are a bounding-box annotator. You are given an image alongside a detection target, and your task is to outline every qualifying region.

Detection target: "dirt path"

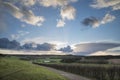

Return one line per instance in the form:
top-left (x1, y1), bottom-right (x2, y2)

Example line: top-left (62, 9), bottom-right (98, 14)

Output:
top-left (43, 66), bottom-right (91, 80)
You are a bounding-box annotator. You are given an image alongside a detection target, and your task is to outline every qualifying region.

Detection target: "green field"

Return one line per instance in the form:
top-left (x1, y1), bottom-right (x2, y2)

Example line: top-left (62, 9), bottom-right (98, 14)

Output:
top-left (33, 58), bottom-right (61, 63)
top-left (0, 57), bottom-right (68, 80)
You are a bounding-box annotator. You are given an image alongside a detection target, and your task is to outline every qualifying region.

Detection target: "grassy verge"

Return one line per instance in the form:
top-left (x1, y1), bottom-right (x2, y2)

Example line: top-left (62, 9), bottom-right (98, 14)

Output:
top-left (0, 57), bottom-right (68, 80)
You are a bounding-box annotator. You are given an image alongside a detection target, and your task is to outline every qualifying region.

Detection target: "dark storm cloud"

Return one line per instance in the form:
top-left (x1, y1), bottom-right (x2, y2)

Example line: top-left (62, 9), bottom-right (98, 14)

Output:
top-left (22, 43), bottom-right (35, 50)
top-left (0, 38), bottom-right (55, 51)
top-left (22, 42), bottom-right (55, 51)
top-left (74, 42), bottom-right (120, 55)
top-left (59, 45), bottom-right (73, 53)
top-left (0, 38), bottom-right (20, 49)
top-left (36, 43), bottom-right (55, 51)
top-left (82, 17), bottom-right (100, 28)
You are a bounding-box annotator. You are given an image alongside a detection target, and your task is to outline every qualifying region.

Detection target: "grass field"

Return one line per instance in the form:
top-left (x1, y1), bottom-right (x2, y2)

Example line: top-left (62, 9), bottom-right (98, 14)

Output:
top-left (0, 57), bottom-right (68, 80)
top-left (33, 58), bottom-right (61, 63)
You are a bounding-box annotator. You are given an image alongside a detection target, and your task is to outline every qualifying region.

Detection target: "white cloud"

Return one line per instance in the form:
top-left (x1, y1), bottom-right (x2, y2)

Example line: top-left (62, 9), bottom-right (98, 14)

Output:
top-left (11, 31), bottom-right (30, 40)
top-left (92, 22), bottom-right (100, 28)
top-left (91, 0), bottom-right (120, 10)
top-left (90, 51), bottom-right (120, 56)
top-left (112, 3), bottom-right (120, 10)
top-left (101, 13), bottom-right (116, 24)
top-left (0, 0), bottom-right (77, 28)
top-left (18, 31), bottom-right (30, 36)
top-left (90, 47), bottom-right (120, 56)
top-left (49, 41), bottom-right (68, 49)
top-left (39, 0), bottom-right (77, 7)
top-left (73, 42), bottom-right (120, 55)
top-left (0, 1), bottom-right (45, 26)
top-left (60, 6), bottom-right (76, 20)
top-left (5, 0), bottom-right (36, 7)
top-left (56, 5), bottom-right (76, 27)
top-left (11, 34), bottom-right (20, 40)
top-left (21, 0), bottom-right (36, 7)
top-left (39, 0), bottom-right (77, 27)
top-left (57, 19), bottom-right (65, 27)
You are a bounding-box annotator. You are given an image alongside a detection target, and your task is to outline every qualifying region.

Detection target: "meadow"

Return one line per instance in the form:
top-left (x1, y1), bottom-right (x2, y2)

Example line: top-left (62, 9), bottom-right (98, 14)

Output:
top-left (0, 57), bottom-right (68, 80)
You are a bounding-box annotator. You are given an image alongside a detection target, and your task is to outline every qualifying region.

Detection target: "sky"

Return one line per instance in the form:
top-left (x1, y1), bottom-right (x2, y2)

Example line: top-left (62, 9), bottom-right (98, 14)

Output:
top-left (0, 0), bottom-right (120, 55)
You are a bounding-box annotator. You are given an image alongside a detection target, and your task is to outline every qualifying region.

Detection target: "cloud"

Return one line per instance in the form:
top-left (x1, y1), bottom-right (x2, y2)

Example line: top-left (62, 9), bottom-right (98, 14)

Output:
top-left (11, 31), bottom-right (29, 40)
top-left (36, 43), bottom-right (55, 51)
top-left (18, 31), bottom-right (30, 36)
top-left (82, 13), bottom-right (116, 28)
top-left (0, 38), bottom-right (56, 51)
top-left (90, 51), bottom-right (120, 56)
top-left (57, 19), bottom-right (65, 27)
top-left (74, 42), bottom-right (120, 55)
top-left (39, 0), bottom-right (77, 27)
top-left (57, 5), bottom-right (76, 27)
top-left (22, 43), bottom-right (37, 50)
top-left (21, 37), bottom-right (68, 49)
top-left (59, 45), bottom-right (73, 53)
top-left (101, 13), bottom-right (116, 24)
top-left (11, 34), bottom-right (20, 40)
top-left (0, 0), bottom-right (77, 28)
top-left (90, 47), bottom-right (120, 56)
top-left (0, 1), bottom-right (45, 26)
top-left (20, 0), bottom-right (36, 7)
top-left (49, 41), bottom-right (68, 49)
top-left (91, 0), bottom-right (120, 10)
top-left (0, 38), bottom-right (9, 49)
top-left (3, 0), bottom-right (36, 7)
top-left (0, 38), bottom-right (20, 49)
top-left (22, 42), bottom-right (55, 51)
top-left (82, 17), bottom-right (100, 28)
top-left (112, 3), bottom-right (120, 10)
top-left (60, 5), bottom-right (76, 20)
top-left (39, 0), bottom-right (77, 7)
